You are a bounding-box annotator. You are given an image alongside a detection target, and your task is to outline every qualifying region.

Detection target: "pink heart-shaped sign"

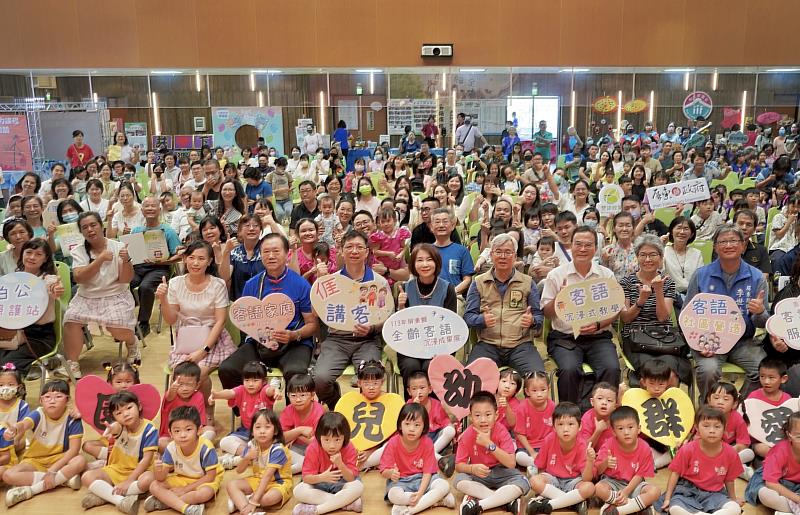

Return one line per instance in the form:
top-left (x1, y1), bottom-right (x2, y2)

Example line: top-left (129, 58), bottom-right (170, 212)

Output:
top-left (428, 355), bottom-right (500, 420)
top-left (743, 397), bottom-right (800, 447)
top-left (678, 293), bottom-right (746, 355)
top-left (75, 375), bottom-right (161, 433)
top-left (230, 294), bottom-right (295, 348)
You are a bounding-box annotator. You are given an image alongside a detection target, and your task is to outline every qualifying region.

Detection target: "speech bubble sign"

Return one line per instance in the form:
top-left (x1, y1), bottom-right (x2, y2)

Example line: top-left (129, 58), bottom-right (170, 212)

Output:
top-left (622, 387), bottom-right (695, 448)
top-left (75, 375), bottom-right (161, 433)
top-left (679, 293), bottom-right (745, 354)
top-left (743, 397), bottom-right (800, 447)
top-left (597, 184), bottom-right (624, 217)
top-left (766, 298), bottom-right (800, 350)
top-left (554, 278), bottom-right (625, 338)
top-left (230, 293), bottom-right (295, 349)
top-left (334, 391), bottom-right (404, 451)
top-left (428, 355), bottom-right (500, 421)
top-left (311, 274), bottom-right (394, 332)
top-left (0, 272), bottom-right (50, 330)
top-left (381, 306), bottom-right (468, 359)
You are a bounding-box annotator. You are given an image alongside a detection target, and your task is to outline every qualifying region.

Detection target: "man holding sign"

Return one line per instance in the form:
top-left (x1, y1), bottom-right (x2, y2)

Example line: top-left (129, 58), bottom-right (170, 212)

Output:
top-left (218, 234), bottom-right (318, 392)
top-left (684, 225), bottom-right (767, 399)
top-left (464, 234), bottom-right (544, 377)
top-left (540, 226), bottom-right (621, 408)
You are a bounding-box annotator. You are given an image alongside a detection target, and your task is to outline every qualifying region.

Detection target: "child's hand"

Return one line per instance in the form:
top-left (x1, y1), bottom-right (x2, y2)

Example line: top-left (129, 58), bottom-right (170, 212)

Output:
top-left (472, 463), bottom-right (490, 478)
top-left (733, 497), bottom-right (745, 507)
top-left (244, 445), bottom-right (259, 462)
top-left (613, 494), bottom-right (628, 506)
top-left (207, 392), bottom-right (216, 405)
top-left (319, 465), bottom-right (343, 483)
top-left (586, 446), bottom-right (596, 461)
top-left (595, 418), bottom-right (608, 434)
top-left (475, 430), bottom-right (492, 449)
top-left (384, 466), bottom-right (400, 482)
top-left (299, 426), bottom-right (314, 439)
top-left (113, 479), bottom-right (134, 496)
top-left (154, 454), bottom-right (166, 473)
top-left (496, 395), bottom-right (508, 408)
top-left (268, 386), bottom-right (281, 401)
top-left (606, 454), bottom-right (617, 469)
top-left (409, 492), bottom-right (422, 506)
top-left (661, 499), bottom-right (671, 512)
top-left (42, 471), bottom-right (56, 491)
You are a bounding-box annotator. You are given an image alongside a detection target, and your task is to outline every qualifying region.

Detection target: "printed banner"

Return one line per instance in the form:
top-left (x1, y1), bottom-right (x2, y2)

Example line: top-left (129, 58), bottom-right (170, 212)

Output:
top-left (310, 274), bottom-right (394, 332)
top-left (0, 272), bottom-right (49, 330)
top-left (0, 114), bottom-right (32, 173)
top-left (766, 298), bottom-right (800, 350)
top-left (75, 375), bottom-right (160, 433)
top-left (554, 278), bottom-right (625, 338)
top-left (230, 293), bottom-right (295, 349)
top-left (212, 107), bottom-right (283, 155)
top-left (646, 178), bottom-right (710, 210)
top-left (335, 391), bottom-right (404, 451)
top-left (743, 397), bottom-right (800, 447)
top-left (679, 293), bottom-right (745, 354)
top-left (382, 305), bottom-right (468, 359)
top-left (428, 355), bottom-right (499, 420)
top-left (622, 387), bottom-right (695, 448)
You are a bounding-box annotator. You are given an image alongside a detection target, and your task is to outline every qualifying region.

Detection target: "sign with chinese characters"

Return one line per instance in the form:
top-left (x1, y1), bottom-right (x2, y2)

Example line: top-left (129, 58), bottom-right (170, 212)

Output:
top-left (56, 222), bottom-right (84, 256)
top-left (382, 306), bottom-right (468, 359)
top-left (727, 131), bottom-right (748, 146)
top-left (679, 293), bottom-right (745, 354)
top-left (683, 91), bottom-right (713, 121)
top-left (743, 397), bottom-right (800, 447)
top-left (646, 178), bottom-right (710, 210)
top-left (335, 391), bottom-right (404, 451)
top-left (75, 375), bottom-right (161, 433)
top-left (622, 387), bottom-right (695, 448)
top-left (428, 355), bottom-right (500, 420)
top-left (767, 298), bottom-right (800, 350)
top-left (597, 184), bottom-right (624, 217)
top-left (554, 278), bottom-right (625, 338)
top-left (310, 274), bottom-right (394, 332)
top-left (230, 293), bottom-right (295, 350)
top-left (119, 230), bottom-right (169, 265)
top-left (0, 272), bottom-right (49, 330)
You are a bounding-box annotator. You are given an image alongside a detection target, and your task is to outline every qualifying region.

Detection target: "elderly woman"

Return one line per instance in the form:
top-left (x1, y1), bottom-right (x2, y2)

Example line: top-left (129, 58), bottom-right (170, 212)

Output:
top-left (619, 234), bottom-right (691, 387)
top-left (600, 212), bottom-right (638, 280)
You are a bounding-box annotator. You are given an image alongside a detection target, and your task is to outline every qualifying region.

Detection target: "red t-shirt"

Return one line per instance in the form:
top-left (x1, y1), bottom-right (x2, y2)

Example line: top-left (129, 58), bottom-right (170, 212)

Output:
top-left (406, 398), bottom-right (450, 433)
top-left (534, 432), bottom-right (588, 479)
top-left (302, 439), bottom-right (359, 477)
top-left (723, 411), bottom-right (750, 446)
top-left (515, 399), bottom-right (554, 449)
top-left (228, 385), bottom-right (275, 430)
top-left (668, 440), bottom-right (743, 491)
top-left (596, 437), bottom-right (654, 482)
top-left (747, 388), bottom-right (792, 406)
top-left (279, 401), bottom-right (325, 446)
top-left (159, 391), bottom-right (207, 437)
top-left (66, 143), bottom-right (94, 168)
top-left (498, 398), bottom-right (522, 432)
top-left (456, 423), bottom-right (515, 468)
top-left (580, 408), bottom-right (615, 450)
top-left (763, 439), bottom-right (800, 483)
top-left (379, 433), bottom-right (437, 477)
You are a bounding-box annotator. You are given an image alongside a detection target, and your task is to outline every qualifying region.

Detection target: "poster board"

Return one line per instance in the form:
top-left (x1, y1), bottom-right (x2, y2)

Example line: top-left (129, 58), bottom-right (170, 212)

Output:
top-left (337, 99), bottom-right (359, 131)
top-left (0, 114), bottom-right (32, 173)
top-left (124, 122), bottom-right (148, 150)
top-left (119, 230), bottom-right (169, 265)
top-left (40, 110), bottom-right (105, 164)
top-left (212, 107), bottom-right (284, 156)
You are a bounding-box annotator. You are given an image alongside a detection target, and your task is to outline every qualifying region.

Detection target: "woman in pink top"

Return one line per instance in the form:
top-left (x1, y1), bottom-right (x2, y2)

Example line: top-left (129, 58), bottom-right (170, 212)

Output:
top-left (289, 218), bottom-right (337, 284)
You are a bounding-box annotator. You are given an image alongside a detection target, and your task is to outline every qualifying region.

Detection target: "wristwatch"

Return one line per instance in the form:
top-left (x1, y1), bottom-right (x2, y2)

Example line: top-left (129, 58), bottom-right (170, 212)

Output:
top-left (203, 345), bottom-right (211, 353)
top-left (487, 443), bottom-right (497, 452)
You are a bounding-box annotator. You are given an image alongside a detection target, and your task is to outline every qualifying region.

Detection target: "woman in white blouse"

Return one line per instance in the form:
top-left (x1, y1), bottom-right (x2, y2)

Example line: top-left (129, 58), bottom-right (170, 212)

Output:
top-left (107, 131), bottom-right (140, 165)
top-left (107, 182), bottom-right (143, 239)
top-left (80, 178), bottom-right (111, 221)
top-left (662, 216), bottom-right (704, 307)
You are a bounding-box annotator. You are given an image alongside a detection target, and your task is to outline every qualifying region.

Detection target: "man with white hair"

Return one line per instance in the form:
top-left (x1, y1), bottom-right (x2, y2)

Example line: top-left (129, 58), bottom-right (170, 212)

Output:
top-left (464, 233), bottom-right (544, 376)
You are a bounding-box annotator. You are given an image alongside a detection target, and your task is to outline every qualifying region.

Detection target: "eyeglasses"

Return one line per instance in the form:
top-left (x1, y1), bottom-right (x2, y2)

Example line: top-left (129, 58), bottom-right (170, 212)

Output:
top-left (716, 239), bottom-right (743, 247)
top-left (343, 245), bottom-right (366, 252)
top-left (492, 250), bottom-right (515, 257)
top-left (573, 242), bottom-right (595, 249)
top-left (638, 253), bottom-right (661, 261)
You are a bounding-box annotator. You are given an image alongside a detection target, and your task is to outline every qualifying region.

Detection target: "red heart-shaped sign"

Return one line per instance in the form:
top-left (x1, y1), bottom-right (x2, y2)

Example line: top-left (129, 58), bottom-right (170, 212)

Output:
top-left (230, 294), bottom-right (295, 348)
top-left (428, 355), bottom-right (500, 420)
top-left (75, 375), bottom-right (161, 433)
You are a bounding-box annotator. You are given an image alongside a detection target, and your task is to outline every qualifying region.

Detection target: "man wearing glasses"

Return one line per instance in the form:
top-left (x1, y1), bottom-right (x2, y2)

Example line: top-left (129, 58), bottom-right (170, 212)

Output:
top-left (540, 226), bottom-right (621, 409)
top-left (684, 225), bottom-right (767, 399)
top-left (314, 230), bottom-right (389, 410)
top-left (409, 197), bottom-right (461, 249)
top-left (218, 233), bottom-right (319, 395)
top-left (464, 234), bottom-right (544, 377)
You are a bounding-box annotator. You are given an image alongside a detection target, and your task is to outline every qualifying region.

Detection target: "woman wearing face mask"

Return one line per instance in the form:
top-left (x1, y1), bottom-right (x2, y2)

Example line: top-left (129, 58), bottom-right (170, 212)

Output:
top-left (310, 149), bottom-right (330, 182)
top-left (48, 199), bottom-right (84, 264)
top-left (355, 177), bottom-right (381, 217)
top-left (148, 162), bottom-right (173, 196)
top-left (292, 153), bottom-right (315, 184)
top-left (774, 126), bottom-right (788, 157)
top-left (369, 149), bottom-right (385, 173)
top-left (286, 145), bottom-right (302, 174)
top-left (582, 207), bottom-right (607, 253)
top-left (345, 158), bottom-right (368, 194)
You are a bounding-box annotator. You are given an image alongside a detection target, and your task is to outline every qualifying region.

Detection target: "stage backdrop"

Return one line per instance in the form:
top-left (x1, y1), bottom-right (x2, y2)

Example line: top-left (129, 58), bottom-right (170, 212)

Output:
top-left (211, 107), bottom-right (284, 156)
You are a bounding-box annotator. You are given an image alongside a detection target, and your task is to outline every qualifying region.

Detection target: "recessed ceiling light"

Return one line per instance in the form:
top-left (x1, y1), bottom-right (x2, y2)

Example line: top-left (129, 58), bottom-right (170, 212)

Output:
top-left (663, 68), bottom-right (695, 72)
top-left (150, 70), bottom-right (183, 75)
top-left (560, 68), bottom-right (590, 72)
top-left (766, 68), bottom-right (800, 73)
top-left (355, 68), bottom-right (382, 73)
top-left (459, 68), bottom-right (485, 73)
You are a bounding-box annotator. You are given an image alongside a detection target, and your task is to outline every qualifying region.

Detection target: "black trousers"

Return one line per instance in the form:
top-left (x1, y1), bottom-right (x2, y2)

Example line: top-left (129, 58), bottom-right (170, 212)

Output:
top-left (131, 264), bottom-right (170, 326)
top-left (218, 340), bottom-right (312, 391)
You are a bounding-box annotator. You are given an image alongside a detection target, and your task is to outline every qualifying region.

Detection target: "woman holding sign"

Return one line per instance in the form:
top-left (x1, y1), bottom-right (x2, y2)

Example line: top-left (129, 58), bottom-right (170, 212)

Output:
top-left (396, 243), bottom-right (458, 385)
top-left (0, 219), bottom-right (33, 275)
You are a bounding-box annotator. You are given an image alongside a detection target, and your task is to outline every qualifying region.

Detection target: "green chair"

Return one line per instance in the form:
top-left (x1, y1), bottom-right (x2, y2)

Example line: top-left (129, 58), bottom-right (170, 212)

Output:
top-left (29, 300), bottom-right (76, 388)
top-left (0, 239), bottom-right (7, 253)
top-left (654, 207), bottom-right (676, 227)
top-left (55, 261), bottom-right (71, 306)
top-left (689, 240), bottom-right (713, 265)
top-left (710, 173), bottom-right (740, 194)
top-left (765, 206), bottom-right (780, 249)
top-left (740, 177), bottom-right (757, 190)
top-left (469, 242), bottom-right (480, 265)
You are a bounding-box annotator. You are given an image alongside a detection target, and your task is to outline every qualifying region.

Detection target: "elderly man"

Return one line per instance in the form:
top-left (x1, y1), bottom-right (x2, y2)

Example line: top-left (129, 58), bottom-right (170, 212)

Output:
top-left (290, 180), bottom-right (319, 233)
top-left (464, 234), bottom-right (544, 376)
top-left (684, 225), bottom-right (767, 399)
top-left (681, 153), bottom-right (731, 184)
top-left (540, 226), bottom-right (621, 408)
top-left (218, 233), bottom-right (318, 391)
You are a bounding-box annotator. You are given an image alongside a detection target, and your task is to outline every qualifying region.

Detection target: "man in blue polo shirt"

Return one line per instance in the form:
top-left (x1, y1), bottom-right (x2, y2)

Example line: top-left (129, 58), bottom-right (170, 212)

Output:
top-left (218, 233), bottom-right (319, 391)
top-left (129, 196), bottom-right (182, 342)
top-left (431, 207), bottom-right (473, 314)
top-left (757, 154), bottom-right (795, 190)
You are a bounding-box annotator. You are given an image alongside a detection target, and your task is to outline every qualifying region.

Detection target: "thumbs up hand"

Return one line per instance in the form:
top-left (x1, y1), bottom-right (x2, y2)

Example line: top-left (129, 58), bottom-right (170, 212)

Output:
top-left (520, 306), bottom-right (534, 329)
top-left (155, 276), bottom-right (168, 300)
top-left (747, 289), bottom-right (766, 316)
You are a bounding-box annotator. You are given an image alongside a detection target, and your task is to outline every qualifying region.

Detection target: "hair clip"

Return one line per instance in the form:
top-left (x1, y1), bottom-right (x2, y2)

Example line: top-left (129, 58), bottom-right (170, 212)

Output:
top-left (357, 360), bottom-right (366, 371)
top-left (103, 362), bottom-right (113, 372)
top-left (1, 362), bottom-right (16, 371)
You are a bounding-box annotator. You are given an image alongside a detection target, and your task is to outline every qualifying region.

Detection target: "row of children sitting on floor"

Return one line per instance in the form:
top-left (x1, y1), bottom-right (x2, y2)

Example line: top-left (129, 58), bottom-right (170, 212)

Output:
top-left (1, 355), bottom-right (800, 515)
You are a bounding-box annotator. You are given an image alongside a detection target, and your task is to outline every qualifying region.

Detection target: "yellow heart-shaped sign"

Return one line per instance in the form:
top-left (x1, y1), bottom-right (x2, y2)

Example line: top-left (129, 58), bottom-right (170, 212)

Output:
top-left (334, 391), bottom-right (405, 451)
top-left (622, 387), bottom-right (695, 448)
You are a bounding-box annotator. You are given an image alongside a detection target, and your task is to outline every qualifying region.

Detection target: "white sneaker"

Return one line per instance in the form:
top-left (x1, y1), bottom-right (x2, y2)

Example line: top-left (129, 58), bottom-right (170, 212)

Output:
top-left (741, 465), bottom-right (755, 480)
top-left (227, 498), bottom-right (236, 514)
top-left (66, 360), bottom-right (82, 379)
top-left (220, 453), bottom-right (241, 470)
top-left (5, 486), bottom-right (33, 507)
top-left (438, 493), bottom-right (456, 508)
top-left (126, 339), bottom-right (142, 364)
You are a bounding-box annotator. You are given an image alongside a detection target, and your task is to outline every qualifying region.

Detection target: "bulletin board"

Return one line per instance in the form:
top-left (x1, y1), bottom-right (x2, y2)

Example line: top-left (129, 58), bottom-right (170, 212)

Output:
top-left (212, 107), bottom-right (284, 155)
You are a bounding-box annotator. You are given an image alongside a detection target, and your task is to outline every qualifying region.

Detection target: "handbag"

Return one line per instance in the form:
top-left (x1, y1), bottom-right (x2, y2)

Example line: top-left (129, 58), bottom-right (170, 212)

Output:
top-left (628, 323), bottom-right (686, 356)
top-left (174, 325), bottom-right (212, 355)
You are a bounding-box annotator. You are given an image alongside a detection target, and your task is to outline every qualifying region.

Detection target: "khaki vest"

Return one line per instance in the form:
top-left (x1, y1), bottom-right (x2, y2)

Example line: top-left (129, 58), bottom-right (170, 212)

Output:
top-left (475, 269), bottom-right (533, 348)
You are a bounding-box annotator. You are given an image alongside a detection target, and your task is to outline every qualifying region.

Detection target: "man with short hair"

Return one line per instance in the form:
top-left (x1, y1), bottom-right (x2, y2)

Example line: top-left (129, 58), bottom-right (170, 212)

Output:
top-left (733, 209), bottom-right (772, 278)
top-left (465, 233), bottom-right (544, 377)
top-left (533, 120), bottom-right (553, 162)
top-left (290, 180), bottom-right (320, 233)
top-left (454, 116), bottom-right (487, 153)
top-left (410, 197), bottom-right (461, 248)
top-left (431, 208), bottom-right (473, 308)
top-left (685, 225), bottom-right (767, 398)
top-left (682, 153), bottom-right (730, 184)
top-left (183, 160), bottom-right (205, 191)
top-left (201, 158), bottom-right (223, 209)
top-left (640, 145), bottom-right (662, 182)
top-left (540, 226), bottom-right (621, 408)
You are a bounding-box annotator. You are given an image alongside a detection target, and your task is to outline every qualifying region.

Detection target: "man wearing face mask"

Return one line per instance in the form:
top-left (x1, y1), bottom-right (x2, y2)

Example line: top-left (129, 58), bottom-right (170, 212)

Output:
top-left (454, 116), bottom-right (487, 153)
top-left (255, 153), bottom-right (273, 178)
top-left (303, 124), bottom-right (323, 154)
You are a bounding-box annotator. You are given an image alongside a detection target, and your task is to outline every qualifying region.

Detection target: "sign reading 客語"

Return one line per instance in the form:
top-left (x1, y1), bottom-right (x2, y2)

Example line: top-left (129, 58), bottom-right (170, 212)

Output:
top-left (646, 178), bottom-right (710, 210)
top-left (554, 278), bottom-right (625, 338)
top-left (678, 293), bottom-right (745, 355)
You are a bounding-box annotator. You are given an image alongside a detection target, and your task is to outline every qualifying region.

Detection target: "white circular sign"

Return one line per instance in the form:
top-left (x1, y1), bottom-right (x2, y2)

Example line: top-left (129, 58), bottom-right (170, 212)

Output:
top-left (382, 305), bottom-right (468, 359)
top-left (0, 272), bottom-right (49, 330)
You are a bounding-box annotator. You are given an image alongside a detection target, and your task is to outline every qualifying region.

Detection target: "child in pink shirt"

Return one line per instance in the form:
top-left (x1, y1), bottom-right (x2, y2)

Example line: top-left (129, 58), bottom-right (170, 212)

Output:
top-left (158, 361), bottom-right (214, 450)
top-left (406, 371), bottom-right (456, 476)
top-left (279, 374), bottom-right (326, 474)
top-left (496, 369), bottom-right (522, 434)
top-left (581, 382), bottom-right (617, 451)
top-left (594, 406), bottom-right (660, 515)
top-left (514, 371), bottom-right (554, 473)
top-left (527, 402), bottom-right (595, 515)
top-left (369, 208), bottom-right (411, 273)
top-left (747, 358), bottom-right (791, 459)
top-left (659, 406), bottom-right (743, 515)
top-left (745, 412), bottom-right (800, 512)
top-left (379, 403), bottom-right (454, 514)
top-left (208, 361), bottom-right (278, 469)
top-left (705, 382), bottom-right (753, 479)
top-left (292, 412), bottom-right (364, 515)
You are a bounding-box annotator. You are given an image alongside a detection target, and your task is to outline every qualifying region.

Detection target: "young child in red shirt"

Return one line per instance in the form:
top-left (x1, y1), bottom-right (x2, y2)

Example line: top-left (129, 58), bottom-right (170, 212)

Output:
top-left (405, 371), bottom-right (456, 476)
top-left (280, 374), bottom-right (326, 475)
top-left (658, 406), bottom-right (743, 515)
top-left (745, 411), bottom-right (800, 513)
top-left (158, 361), bottom-right (215, 452)
top-left (379, 403), bottom-right (454, 515)
top-left (514, 371), bottom-right (554, 475)
top-left (581, 382), bottom-right (617, 451)
top-left (746, 358), bottom-right (790, 458)
top-left (594, 406), bottom-right (660, 515)
top-left (637, 359), bottom-right (675, 469)
top-left (454, 391), bottom-right (530, 515)
top-left (527, 402), bottom-right (595, 515)
top-left (496, 369), bottom-right (523, 434)
top-left (705, 382), bottom-right (753, 479)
